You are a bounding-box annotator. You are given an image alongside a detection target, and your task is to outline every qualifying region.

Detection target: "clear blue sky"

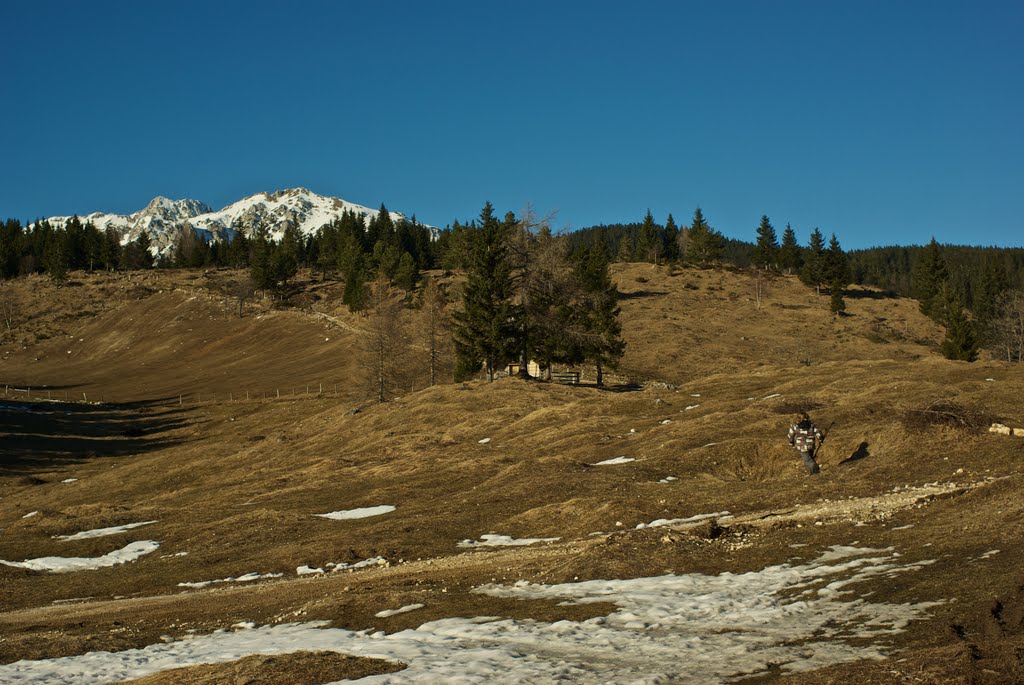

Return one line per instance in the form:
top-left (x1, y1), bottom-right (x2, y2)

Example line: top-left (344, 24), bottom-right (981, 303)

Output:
top-left (2, 1), bottom-right (1021, 249)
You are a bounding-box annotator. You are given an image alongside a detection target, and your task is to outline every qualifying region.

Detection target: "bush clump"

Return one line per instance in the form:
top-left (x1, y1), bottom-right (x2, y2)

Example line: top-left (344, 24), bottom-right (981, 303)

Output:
top-left (901, 399), bottom-right (993, 433)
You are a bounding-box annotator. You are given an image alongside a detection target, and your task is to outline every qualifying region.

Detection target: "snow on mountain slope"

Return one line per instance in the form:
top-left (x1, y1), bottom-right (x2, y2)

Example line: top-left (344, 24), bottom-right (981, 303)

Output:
top-left (38, 188), bottom-right (419, 255)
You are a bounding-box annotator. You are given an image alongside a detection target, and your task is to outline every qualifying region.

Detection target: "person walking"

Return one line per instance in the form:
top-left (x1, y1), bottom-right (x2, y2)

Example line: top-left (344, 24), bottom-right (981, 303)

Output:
top-left (788, 412), bottom-right (824, 475)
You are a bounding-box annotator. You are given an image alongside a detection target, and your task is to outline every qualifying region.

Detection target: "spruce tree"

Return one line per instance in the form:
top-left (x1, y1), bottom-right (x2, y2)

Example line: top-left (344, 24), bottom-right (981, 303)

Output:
top-left (778, 224), bottom-right (802, 274)
top-left (577, 235), bottom-right (625, 386)
top-left (911, 238), bottom-right (950, 319)
top-left (800, 228), bottom-right (827, 294)
top-left (453, 202), bottom-right (517, 382)
top-left (937, 283), bottom-right (979, 361)
top-left (753, 215), bottom-right (778, 270)
top-left (636, 209), bottom-right (660, 264)
top-left (663, 213), bottom-right (680, 262)
top-left (685, 207), bottom-right (723, 264)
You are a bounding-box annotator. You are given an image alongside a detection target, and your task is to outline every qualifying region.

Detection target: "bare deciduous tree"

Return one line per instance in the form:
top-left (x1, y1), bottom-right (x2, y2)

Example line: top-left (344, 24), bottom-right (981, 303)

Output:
top-left (989, 289), bottom-right (1024, 363)
top-left (0, 282), bottom-right (18, 333)
top-left (419, 276), bottom-right (452, 386)
top-left (362, 273), bottom-right (409, 403)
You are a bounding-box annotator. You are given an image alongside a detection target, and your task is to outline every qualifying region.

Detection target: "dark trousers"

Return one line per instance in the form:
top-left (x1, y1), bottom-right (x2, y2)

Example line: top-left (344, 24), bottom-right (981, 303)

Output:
top-left (800, 450), bottom-right (820, 475)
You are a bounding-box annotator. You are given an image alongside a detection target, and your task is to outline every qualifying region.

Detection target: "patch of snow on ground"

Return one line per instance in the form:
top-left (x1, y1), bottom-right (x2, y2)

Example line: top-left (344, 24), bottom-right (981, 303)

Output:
top-left (589, 456), bottom-right (634, 466)
top-left (478, 438), bottom-right (491, 444)
top-left (685, 404), bottom-right (700, 410)
top-left (0, 541), bottom-right (159, 573)
top-left (297, 565), bottom-right (325, 575)
top-left (635, 511), bottom-right (733, 530)
top-left (331, 557), bottom-right (387, 572)
top-left (0, 546), bottom-right (942, 684)
top-left (56, 521), bottom-right (158, 541)
top-left (658, 476), bottom-right (678, 484)
top-left (178, 572), bottom-right (284, 589)
top-left (375, 604), bottom-right (425, 618)
top-left (22, 511), bottom-right (39, 518)
top-left (62, 479), bottom-right (78, 483)
top-left (317, 506), bottom-right (396, 520)
top-left (763, 393), bottom-right (781, 400)
top-left (458, 534), bottom-right (560, 548)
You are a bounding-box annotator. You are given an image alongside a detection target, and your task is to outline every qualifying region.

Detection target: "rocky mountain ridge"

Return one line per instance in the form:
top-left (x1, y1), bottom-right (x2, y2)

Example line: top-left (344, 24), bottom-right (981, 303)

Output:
top-left (38, 188), bottom-right (417, 254)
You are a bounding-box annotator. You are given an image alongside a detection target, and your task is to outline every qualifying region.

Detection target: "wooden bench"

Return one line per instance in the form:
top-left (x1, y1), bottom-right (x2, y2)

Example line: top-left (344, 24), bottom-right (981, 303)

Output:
top-left (551, 371), bottom-right (580, 385)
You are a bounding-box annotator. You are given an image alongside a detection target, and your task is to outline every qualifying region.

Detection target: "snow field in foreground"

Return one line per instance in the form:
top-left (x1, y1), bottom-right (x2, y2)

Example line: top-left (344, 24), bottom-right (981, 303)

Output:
top-left (0, 545), bottom-right (942, 684)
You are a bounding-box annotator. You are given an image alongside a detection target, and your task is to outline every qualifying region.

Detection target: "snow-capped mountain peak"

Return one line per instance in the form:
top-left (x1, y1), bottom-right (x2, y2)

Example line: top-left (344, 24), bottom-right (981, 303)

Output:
top-left (37, 189), bottom-right (420, 255)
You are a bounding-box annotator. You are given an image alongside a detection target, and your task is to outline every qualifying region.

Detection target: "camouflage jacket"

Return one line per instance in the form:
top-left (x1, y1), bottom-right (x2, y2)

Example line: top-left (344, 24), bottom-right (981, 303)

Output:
top-left (788, 421), bottom-right (823, 452)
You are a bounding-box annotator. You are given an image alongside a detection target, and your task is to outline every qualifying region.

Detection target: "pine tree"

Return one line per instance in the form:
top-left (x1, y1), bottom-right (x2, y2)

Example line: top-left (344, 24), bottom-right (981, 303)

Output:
top-left (829, 279), bottom-right (846, 314)
top-left (800, 228), bottom-right (827, 294)
top-left (824, 233), bottom-right (850, 286)
top-left (636, 209), bottom-right (661, 264)
top-left (453, 202), bottom-right (517, 382)
top-left (753, 215), bottom-right (778, 270)
top-left (685, 207), bottom-right (723, 264)
top-left (249, 226), bottom-right (275, 292)
top-left (663, 213), bottom-right (680, 262)
top-left (911, 238), bottom-right (950, 319)
top-left (778, 224), bottom-right (802, 274)
top-left (577, 235), bottom-right (625, 386)
top-left (937, 283), bottom-right (978, 361)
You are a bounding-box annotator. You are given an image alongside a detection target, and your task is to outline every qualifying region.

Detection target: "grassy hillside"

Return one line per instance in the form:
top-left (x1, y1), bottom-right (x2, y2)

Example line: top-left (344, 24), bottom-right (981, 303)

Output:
top-left (1, 265), bottom-right (1022, 683)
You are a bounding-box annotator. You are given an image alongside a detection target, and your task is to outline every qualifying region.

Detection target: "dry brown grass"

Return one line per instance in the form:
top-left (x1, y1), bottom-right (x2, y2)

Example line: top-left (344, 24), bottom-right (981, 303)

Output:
top-left (1, 264), bottom-right (1024, 682)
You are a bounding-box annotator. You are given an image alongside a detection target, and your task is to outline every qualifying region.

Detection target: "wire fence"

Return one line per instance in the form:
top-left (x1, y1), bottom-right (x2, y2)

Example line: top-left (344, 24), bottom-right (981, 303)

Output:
top-left (0, 382), bottom-right (349, 407)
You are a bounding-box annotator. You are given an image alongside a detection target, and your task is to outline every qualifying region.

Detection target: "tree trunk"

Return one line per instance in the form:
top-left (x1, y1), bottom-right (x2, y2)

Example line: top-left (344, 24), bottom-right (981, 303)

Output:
top-left (596, 359), bottom-right (604, 387)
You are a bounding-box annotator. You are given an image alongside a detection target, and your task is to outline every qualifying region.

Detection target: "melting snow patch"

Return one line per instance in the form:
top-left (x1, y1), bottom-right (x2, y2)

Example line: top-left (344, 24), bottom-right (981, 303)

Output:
top-left (685, 404), bottom-right (700, 410)
top-left (660, 419), bottom-right (672, 425)
top-left (636, 511), bottom-right (733, 530)
top-left (0, 546), bottom-right (943, 684)
top-left (890, 524), bottom-right (914, 531)
top-left (458, 534), bottom-right (560, 548)
top-left (0, 541), bottom-right (160, 573)
top-left (375, 604), bottom-right (425, 618)
top-left (590, 456), bottom-right (634, 466)
top-left (56, 521), bottom-right (158, 541)
top-left (22, 511), bottom-right (39, 519)
top-left (178, 572), bottom-right (283, 589)
top-left (658, 476), bottom-right (678, 484)
top-left (316, 505), bottom-right (395, 520)
top-left (478, 437), bottom-right (491, 444)
top-left (61, 479), bottom-right (78, 484)
top-left (326, 557), bottom-right (387, 572)
top-left (763, 393), bottom-right (781, 400)
top-left (296, 565), bottom-right (325, 575)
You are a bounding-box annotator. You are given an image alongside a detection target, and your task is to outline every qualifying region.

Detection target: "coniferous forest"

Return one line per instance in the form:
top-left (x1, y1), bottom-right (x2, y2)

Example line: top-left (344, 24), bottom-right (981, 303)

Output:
top-left (3, 204), bottom-right (1024, 369)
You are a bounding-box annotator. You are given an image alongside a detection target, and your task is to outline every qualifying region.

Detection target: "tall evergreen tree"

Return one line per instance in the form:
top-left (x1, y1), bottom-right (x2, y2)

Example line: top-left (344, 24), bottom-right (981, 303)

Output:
top-left (576, 235), bottom-right (625, 386)
top-left (453, 202), bottom-right (517, 382)
top-left (753, 215), bottom-right (779, 270)
top-left (800, 228), bottom-right (827, 294)
top-left (685, 207), bottom-right (723, 264)
top-left (911, 238), bottom-right (950, 319)
top-left (636, 209), bottom-right (661, 264)
top-left (778, 224), bottom-right (802, 274)
top-left (937, 283), bottom-right (978, 361)
top-left (663, 213), bottom-right (680, 262)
